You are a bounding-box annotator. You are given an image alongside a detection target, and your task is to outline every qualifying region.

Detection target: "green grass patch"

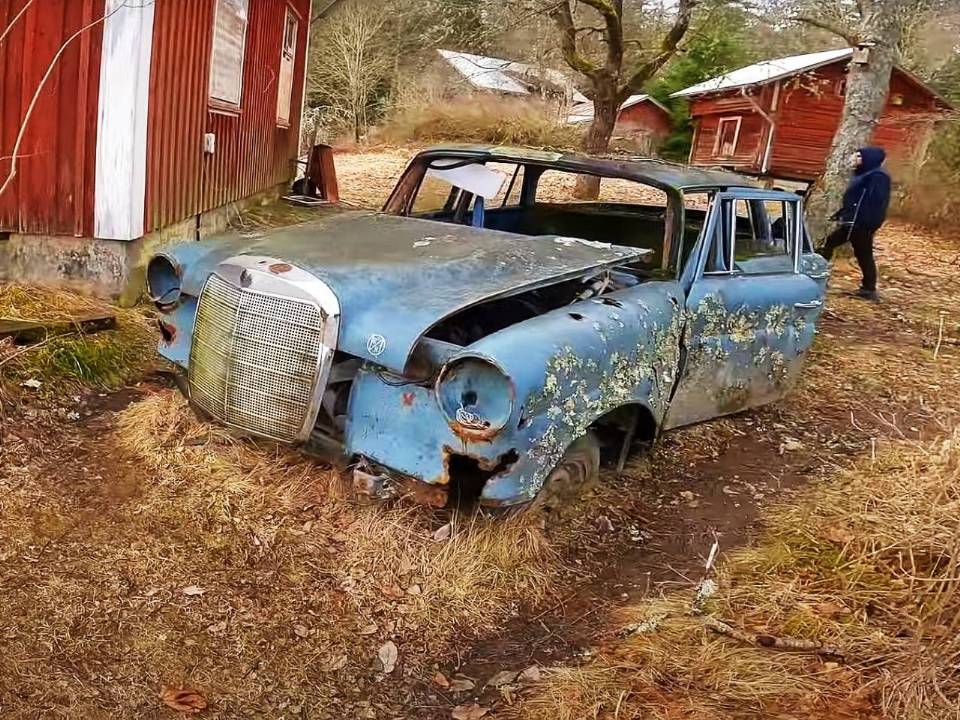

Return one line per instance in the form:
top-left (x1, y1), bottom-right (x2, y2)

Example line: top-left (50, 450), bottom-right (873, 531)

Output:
top-left (0, 284), bottom-right (156, 394)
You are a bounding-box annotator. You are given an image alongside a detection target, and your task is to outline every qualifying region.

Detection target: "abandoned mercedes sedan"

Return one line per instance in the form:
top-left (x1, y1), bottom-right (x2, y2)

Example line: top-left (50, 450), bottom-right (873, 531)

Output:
top-left (146, 145), bottom-right (829, 512)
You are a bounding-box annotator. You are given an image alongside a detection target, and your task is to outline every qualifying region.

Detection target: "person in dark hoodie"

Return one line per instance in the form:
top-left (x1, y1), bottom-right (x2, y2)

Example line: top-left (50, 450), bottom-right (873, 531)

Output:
top-left (818, 146), bottom-right (891, 300)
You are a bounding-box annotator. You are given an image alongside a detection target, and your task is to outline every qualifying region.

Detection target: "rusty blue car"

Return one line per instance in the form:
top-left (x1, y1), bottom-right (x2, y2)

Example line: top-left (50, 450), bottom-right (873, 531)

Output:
top-left (146, 145), bottom-right (829, 514)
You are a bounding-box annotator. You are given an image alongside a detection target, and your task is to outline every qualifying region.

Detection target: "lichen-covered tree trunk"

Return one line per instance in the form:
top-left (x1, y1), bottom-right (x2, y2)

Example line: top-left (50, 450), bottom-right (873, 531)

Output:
top-left (574, 95), bottom-right (618, 198)
top-left (805, 4), bottom-right (905, 240)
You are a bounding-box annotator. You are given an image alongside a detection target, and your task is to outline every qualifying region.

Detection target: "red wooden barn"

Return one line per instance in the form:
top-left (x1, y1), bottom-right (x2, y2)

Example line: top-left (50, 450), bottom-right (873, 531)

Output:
top-left (674, 48), bottom-right (951, 182)
top-left (0, 0), bottom-right (312, 296)
top-left (568, 94), bottom-right (672, 149)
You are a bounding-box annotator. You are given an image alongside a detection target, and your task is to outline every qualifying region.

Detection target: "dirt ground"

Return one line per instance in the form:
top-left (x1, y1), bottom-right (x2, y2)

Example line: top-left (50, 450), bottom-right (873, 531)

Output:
top-left (2, 149), bottom-right (959, 719)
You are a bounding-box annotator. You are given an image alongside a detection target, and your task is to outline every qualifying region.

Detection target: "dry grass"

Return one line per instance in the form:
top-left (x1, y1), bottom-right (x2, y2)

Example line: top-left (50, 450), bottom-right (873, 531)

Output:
top-left (509, 432), bottom-right (960, 720)
top-left (0, 390), bottom-right (560, 717)
top-left (0, 284), bottom-right (155, 394)
top-left (378, 96), bottom-right (581, 150)
top-left (507, 221), bottom-right (960, 720)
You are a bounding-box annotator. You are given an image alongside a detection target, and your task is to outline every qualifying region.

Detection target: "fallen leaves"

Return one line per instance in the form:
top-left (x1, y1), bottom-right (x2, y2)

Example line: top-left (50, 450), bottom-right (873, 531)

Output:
top-left (779, 437), bottom-right (804, 454)
top-left (433, 671), bottom-right (450, 688)
top-left (160, 687), bottom-right (207, 714)
top-left (451, 703), bottom-right (489, 720)
top-left (448, 677), bottom-right (476, 692)
top-left (518, 665), bottom-right (541, 683)
top-left (432, 522), bottom-right (453, 542)
top-left (486, 669), bottom-right (518, 688)
top-left (293, 623), bottom-right (310, 639)
top-left (378, 640), bottom-right (399, 674)
top-left (180, 585), bottom-right (205, 597)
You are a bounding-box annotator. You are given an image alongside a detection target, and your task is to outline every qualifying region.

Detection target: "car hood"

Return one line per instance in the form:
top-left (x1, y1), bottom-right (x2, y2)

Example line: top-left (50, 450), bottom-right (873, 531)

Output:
top-left (170, 211), bottom-right (646, 373)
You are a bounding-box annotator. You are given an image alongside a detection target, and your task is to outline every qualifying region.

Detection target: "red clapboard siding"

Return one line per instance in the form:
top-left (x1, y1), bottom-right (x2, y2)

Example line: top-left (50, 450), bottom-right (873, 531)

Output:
top-left (689, 59), bottom-right (947, 182)
top-left (145, 0), bottom-right (311, 233)
top-left (617, 102), bottom-right (672, 139)
top-left (0, 0), bottom-right (104, 236)
top-left (690, 112), bottom-right (768, 172)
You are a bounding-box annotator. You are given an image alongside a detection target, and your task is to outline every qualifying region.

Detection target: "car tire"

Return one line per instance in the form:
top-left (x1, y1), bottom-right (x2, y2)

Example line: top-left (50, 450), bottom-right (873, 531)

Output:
top-left (529, 432), bottom-right (600, 519)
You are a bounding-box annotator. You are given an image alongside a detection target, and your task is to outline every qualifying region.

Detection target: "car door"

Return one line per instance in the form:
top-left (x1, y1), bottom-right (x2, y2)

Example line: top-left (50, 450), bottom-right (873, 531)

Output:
top-left (663, 190), bottom-right (825, 430)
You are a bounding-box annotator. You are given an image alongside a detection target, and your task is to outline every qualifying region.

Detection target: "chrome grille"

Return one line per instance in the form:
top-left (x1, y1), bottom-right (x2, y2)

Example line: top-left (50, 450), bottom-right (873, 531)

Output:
top-left (189, 273), bottom-right (324, 442)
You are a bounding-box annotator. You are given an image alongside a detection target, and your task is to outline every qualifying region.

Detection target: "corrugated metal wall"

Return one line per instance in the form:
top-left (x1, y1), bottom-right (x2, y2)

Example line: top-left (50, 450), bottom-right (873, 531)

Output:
top-left (145, 0), bottom-right (311, 233)
top-left (0, 0), bottom-right (105, 236)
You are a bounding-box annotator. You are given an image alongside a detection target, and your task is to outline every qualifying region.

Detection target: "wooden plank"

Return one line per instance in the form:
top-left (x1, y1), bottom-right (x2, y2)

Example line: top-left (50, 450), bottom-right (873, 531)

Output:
top-left (0, 312), bottom-right (116, 344)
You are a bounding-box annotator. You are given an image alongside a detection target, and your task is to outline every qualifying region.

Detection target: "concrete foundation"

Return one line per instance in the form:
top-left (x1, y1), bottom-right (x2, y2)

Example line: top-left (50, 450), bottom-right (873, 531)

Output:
top-left (0, 185), bottom-right (283, 305)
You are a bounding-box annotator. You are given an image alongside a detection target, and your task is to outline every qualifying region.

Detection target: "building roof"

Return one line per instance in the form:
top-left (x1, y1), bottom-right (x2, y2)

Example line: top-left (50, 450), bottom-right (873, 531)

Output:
top-left (438, 49), bottom-right (589, 103)
top-left (416, 144), bottom-right (756, 192)
top-left (566, 94), bottom-right (670, 124)
top-left (672, 48), bottom-right (853, 98)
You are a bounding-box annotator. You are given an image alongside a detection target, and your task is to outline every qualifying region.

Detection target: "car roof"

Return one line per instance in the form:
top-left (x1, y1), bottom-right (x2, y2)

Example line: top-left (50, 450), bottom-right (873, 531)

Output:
top-left (418, 143), bottom-right (757, 192)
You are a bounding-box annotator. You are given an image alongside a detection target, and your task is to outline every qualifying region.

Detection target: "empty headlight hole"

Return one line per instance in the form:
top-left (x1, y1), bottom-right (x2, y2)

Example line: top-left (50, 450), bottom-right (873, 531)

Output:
top-left (462, 390), bottom-right (478, 406)
top-left (147, 254), bottom-right (182, 306)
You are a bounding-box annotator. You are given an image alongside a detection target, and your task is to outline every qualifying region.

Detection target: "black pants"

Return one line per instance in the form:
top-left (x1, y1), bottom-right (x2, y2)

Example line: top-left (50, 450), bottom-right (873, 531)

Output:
top-left (819, 225), bottom-right (878, 292)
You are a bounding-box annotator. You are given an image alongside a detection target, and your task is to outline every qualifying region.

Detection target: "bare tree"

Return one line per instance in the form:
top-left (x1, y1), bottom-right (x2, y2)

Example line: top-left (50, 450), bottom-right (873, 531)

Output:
top-left (792, 0), bottom-right (920, 237)
top-left (308, 0), bottom-right (393, 143)
top-left (544, 0), bottom-right (696, 196)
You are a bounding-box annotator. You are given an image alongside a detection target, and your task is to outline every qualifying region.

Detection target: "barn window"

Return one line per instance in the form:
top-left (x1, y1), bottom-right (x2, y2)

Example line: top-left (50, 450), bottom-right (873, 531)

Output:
top-left (276, 8), bottom-right (299, 126)
top-left (209, 0), bottom-right (250, 110)
top-left (714, 117), bottom-right (741, 159)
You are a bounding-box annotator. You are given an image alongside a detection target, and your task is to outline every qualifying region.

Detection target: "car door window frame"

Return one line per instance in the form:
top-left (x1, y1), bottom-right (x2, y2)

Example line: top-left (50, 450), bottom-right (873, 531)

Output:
top-left (695, 191), bottom-right (805, 280)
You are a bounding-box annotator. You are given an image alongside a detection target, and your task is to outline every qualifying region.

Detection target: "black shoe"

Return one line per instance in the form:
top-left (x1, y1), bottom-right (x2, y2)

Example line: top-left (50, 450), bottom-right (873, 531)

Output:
top-left (848, 288), bottom-right (879, 301)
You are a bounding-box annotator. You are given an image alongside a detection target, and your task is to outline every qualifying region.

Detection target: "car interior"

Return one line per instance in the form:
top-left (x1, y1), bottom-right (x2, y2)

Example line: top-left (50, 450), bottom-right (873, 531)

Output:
top-left (405, 158), bottom-right (709, 278)
top-left (402, 156), bottom-right (807, 286)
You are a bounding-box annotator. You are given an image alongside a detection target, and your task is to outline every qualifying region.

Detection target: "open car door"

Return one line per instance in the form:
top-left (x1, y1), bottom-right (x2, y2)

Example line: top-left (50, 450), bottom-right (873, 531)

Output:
top-left (664, 190), bottom-right (826, 429)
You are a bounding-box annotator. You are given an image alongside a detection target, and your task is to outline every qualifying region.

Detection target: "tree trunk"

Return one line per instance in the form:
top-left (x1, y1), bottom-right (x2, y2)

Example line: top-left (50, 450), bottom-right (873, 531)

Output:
top-left (574, 94), bottom-right (618, 199)
top-left (805, 5), bottom-right (904, 240)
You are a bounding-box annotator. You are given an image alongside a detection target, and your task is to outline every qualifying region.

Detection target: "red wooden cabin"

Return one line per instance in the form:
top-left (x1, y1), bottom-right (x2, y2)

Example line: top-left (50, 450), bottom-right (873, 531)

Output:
top-left (0, 0), bottom-right (312, 296)
top-left (569, 94), bottom-right (673, 148)
top-left (674, 48), bottom-right (951, 182)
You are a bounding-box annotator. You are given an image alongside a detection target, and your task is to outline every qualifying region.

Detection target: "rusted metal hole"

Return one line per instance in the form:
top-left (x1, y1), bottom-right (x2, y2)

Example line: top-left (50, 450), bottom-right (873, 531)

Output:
top-left (446, 449), bottom-right (519, 511)
top-left (568, 312), bottom-right (585, 321)
top-left (158, 319), bottom-right (176, 344)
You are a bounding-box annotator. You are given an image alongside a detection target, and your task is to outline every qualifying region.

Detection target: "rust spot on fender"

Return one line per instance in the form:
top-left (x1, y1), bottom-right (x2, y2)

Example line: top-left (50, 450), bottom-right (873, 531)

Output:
top-left (158, 319), bottom-right (177, 345)
top-left (268, 262), bottom-right (293, 274)
top-left (402, 392), bottom-right (415, 406)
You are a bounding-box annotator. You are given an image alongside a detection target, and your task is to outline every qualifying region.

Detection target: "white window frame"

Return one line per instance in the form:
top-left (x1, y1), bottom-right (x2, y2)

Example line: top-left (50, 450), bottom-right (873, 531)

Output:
top-left (713, 116), bottom-right (742, 159)
top-left (209, 0), bottom-right (250, 112)
top-left (276, 6), bottom-right (298, 127)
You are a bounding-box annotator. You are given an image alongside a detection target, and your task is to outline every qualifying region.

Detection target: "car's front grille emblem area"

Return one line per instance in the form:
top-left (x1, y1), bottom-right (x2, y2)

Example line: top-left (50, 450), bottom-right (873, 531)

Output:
top-left (189, 273), bottom-right (324, 442)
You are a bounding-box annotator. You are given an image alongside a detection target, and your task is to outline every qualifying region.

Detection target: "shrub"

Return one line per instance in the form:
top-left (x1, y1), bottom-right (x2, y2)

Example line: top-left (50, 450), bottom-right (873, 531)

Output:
top-left (891, 117), bottom-right (960, 229)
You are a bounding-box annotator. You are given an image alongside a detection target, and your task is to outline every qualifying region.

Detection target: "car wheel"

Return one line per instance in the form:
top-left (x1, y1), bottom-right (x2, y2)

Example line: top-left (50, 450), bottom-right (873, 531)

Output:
top-left (529, 432), bottom-right (600, 519)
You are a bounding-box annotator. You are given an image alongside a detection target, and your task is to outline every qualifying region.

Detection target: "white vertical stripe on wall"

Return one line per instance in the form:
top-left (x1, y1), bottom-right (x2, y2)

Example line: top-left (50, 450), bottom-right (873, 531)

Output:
top-left (94, 0), bottom-right (155, 241)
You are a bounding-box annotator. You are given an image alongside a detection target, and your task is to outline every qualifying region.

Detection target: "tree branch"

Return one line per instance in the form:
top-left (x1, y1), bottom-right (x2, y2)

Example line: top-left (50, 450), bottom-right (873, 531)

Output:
top-left (550, 1), bottom-right (602, 79)
top-left (618, 0), bottom-right (696, 101)
top-left (0, 0), bottom-right (36, 47)
top-left (794, 14), bottom-right (860, 45)
top-left (576, 0), bottom-right (625, 77)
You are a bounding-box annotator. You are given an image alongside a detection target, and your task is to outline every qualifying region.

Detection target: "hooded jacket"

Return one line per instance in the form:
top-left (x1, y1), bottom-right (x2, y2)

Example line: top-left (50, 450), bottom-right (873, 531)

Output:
top-left (833, 147), bottom-right (891, 232)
